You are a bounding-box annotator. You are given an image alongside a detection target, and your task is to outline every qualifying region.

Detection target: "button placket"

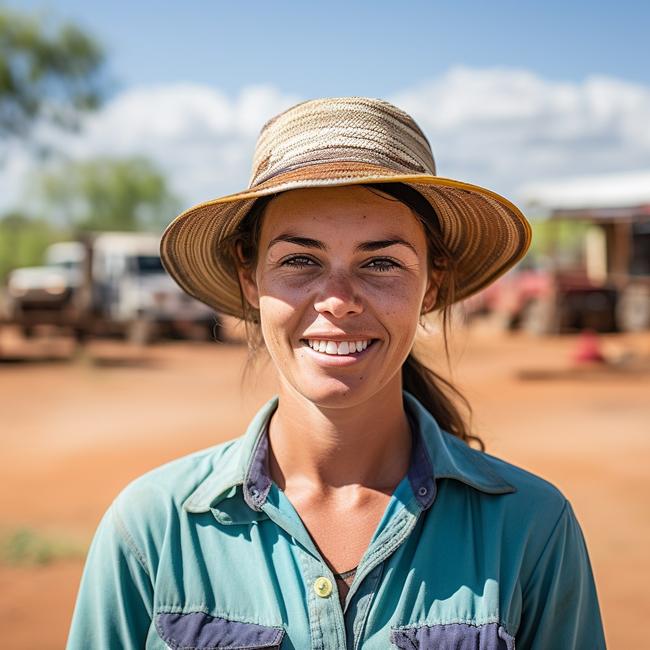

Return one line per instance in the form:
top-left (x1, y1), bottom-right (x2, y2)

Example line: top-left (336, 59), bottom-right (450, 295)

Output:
top-left (348, 563), bottom-right (384, 650)
top-left (344, 510), bottom-right (416, 613)
top-left (299, 551), bottom-right (346, 650)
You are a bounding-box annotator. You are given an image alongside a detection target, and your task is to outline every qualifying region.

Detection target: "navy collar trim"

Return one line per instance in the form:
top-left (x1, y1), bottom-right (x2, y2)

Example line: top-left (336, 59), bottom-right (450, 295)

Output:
top-left (184, 392), bottom-right (515, 516)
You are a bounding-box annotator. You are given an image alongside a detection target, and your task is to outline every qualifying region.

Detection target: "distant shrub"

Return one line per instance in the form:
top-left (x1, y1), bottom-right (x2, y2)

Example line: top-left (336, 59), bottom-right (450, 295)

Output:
top-left (0, 527), bottom-right (86, 566)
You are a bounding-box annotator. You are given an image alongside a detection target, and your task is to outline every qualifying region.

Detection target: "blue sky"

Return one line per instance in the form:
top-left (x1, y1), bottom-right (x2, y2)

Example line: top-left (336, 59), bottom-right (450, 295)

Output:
top-left (5, 1), bottom-right (650, 213)
top-left (18, 0), bottom-right (650, 97)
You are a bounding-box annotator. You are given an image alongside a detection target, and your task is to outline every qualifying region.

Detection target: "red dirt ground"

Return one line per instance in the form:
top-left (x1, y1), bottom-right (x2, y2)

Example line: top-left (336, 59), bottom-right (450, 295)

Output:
top-left (0, 325), bottom-right (648, 648)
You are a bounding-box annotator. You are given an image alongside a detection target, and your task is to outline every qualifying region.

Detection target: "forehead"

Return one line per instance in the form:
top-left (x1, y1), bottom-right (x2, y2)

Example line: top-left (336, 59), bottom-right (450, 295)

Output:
top-left (259, 185), bottom-right (427, 243)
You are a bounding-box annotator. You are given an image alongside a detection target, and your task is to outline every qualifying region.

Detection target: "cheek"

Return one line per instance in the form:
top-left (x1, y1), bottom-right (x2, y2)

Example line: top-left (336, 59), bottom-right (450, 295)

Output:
top-left (258, 271), bottom-right (315, 307)
top-left (371, 282), bottom-right (422, 347)
top-left (371, 278), bottom-right (423, 318)
top-left (258, 293), bottom-right (305, 350)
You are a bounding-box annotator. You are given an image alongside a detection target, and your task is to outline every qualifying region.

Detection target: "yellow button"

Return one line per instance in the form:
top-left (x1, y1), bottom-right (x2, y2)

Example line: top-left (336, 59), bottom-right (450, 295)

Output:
top-left (313, 576), bottom-right (333, 598)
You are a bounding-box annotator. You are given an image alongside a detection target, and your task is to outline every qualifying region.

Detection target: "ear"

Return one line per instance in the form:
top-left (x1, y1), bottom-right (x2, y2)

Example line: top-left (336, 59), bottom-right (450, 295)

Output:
top-left (421, 269), bottom-right (443, 313)
top-left (235, 242), bottom-right (260, 310)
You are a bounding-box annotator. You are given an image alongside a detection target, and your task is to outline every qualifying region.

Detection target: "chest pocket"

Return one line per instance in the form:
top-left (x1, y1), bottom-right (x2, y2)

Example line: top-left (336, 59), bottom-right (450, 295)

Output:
top-left (390, 622), bottom-right (515, 650)
top-left (156, 611), bottom-right (285, 649)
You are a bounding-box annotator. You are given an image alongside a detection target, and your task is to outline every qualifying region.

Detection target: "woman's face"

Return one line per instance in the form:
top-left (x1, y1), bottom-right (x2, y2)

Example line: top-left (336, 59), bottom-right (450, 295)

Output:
top-left (238, 185), bottom-right (439, 408)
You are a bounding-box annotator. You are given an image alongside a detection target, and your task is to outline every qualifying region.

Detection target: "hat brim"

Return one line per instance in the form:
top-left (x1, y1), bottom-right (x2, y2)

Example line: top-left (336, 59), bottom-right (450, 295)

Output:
top-left (160, 161), bottom-right (531, 318)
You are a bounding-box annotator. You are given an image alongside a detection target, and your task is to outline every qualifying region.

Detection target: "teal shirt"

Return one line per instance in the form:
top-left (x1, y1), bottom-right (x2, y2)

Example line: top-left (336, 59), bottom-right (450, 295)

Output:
top-left (67, 392), bottom-right (606, 649)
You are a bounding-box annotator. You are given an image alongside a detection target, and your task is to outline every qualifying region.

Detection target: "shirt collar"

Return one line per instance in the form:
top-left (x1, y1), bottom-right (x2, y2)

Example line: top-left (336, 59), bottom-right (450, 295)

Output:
top-left (183, 398), bottom-right (277, 514)
top-left (403, 392), bottom-right (516, 495)
top-left (183, 392), bottom-right (515, 517)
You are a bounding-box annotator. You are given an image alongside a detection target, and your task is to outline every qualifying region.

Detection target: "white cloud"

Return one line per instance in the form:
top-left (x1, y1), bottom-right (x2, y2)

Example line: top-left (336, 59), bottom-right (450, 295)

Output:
top-left (390, 66), bottom-right (650, 201)
top-left (2, 67), bottom-right (650, 218)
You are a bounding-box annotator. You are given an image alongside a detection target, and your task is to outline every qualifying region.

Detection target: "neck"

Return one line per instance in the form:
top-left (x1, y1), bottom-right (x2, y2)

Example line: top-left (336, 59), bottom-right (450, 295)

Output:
top-left (268, 377), bottom-right (412, 494)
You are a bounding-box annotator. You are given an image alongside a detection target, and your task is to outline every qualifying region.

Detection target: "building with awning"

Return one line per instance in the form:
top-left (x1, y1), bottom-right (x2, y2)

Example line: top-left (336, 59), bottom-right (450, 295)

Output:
top-left (517, 170), bottom-right (650, 332)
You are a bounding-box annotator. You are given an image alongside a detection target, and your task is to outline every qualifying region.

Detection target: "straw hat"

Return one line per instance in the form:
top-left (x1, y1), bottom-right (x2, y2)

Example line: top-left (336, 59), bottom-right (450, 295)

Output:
top-left (160, 97), bottom-right (531, 318)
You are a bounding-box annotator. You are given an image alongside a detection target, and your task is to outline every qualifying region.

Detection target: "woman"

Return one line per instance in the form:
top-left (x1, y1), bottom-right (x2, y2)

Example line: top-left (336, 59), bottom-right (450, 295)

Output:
top-left (67, 98), bottom-right (606, 649)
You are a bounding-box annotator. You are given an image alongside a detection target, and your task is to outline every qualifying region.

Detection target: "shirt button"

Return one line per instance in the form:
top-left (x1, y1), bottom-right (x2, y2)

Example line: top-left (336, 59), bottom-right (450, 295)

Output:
top-left (313, 576), bottom-right (333, 598)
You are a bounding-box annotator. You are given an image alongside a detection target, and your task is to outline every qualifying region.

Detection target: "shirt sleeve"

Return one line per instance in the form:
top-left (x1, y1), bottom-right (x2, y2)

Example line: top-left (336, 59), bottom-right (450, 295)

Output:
top-left (517, 499), bottom-right (606, 649)
top-left (66, 502), bottom-right (153, 649)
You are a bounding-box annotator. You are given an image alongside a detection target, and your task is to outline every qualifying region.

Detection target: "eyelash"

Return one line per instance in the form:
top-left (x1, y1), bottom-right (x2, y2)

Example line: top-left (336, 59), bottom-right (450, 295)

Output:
top-left (280, 255), bottom-right (401, 272)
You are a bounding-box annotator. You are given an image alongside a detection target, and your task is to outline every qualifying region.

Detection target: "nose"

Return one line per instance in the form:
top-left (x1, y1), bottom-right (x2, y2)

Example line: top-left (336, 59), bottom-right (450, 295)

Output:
top-left (313, 271), bottom-right (363, 319)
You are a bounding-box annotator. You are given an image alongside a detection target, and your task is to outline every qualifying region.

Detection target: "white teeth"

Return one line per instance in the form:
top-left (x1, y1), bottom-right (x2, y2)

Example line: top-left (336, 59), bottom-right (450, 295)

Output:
top-left (305, 339), bottom-right (372, 355)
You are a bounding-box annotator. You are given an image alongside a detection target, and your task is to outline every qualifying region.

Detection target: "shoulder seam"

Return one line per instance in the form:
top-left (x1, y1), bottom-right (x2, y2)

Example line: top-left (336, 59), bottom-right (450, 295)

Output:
top-left (110, 502), bottom-right (151, 578)
top-left (521, 497), bottom-right (568, 600)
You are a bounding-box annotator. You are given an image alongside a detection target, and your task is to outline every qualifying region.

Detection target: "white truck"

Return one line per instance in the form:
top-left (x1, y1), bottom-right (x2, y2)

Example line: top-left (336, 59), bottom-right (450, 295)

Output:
top-left (3, 231), bottom-right (219, 343)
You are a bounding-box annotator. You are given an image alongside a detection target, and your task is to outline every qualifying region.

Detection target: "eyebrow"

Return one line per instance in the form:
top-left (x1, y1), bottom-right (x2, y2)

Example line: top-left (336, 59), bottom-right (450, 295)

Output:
top-left (268, 234), bottom-right (418, 255)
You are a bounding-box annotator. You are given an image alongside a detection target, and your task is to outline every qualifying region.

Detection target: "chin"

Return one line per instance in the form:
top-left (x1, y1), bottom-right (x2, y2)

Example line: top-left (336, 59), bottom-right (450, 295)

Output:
top-left (290, 371), bottom-right (394, 410)
top-left (292, 376), bottom-right (371, 408)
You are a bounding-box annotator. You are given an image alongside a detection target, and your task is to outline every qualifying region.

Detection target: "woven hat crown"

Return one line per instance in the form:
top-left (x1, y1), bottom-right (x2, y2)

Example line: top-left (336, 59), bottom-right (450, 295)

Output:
top-left (249, 97), bottom-right (437, 188)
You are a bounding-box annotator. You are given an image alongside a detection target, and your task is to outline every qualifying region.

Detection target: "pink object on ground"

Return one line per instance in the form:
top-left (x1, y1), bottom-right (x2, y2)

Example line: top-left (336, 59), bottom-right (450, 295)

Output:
top-left (572, 330), bottom-right (606, 364)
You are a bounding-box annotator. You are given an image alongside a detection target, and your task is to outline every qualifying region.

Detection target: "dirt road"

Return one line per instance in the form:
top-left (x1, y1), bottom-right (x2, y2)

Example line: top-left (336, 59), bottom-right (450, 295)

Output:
top-left (1, 326), bottom-right (648, 648)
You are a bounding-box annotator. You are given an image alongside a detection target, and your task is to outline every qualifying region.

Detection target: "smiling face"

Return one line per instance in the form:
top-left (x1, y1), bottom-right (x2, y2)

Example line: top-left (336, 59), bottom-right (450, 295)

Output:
top-left (237, 185), bottom-right (440, 409)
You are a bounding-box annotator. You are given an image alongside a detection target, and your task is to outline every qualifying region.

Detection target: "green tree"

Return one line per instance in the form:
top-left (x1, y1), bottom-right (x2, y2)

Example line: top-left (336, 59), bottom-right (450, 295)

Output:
top-left (0, 211), bottom-right (69, 281)
top-left (0, 5), bottom-right (105, 139)
top-left (35, 156), bottom-right (180, 233)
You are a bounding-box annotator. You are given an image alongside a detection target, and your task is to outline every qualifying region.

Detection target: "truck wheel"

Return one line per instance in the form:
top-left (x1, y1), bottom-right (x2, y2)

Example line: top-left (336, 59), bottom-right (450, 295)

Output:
top-left (21, 325), bottom-right (36, 339)
top-left (617, 284), bottom-right (650, 332)
top-left (72, 327), bottom-right (88, 344)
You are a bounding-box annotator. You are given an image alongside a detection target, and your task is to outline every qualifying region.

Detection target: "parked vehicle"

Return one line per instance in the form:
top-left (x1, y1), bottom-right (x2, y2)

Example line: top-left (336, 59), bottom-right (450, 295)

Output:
top-left (2, 232), bottom-right (220, 343)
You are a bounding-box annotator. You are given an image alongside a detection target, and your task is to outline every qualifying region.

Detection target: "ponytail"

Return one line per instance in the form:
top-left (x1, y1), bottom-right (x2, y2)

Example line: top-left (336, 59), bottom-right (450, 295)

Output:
top-left (402, 352), bottom-right (483, 450)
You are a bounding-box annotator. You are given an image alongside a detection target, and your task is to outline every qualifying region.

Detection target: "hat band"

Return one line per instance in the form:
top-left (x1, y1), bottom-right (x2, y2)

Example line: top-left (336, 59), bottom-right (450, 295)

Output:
top-left (250, 128), bottom-right (436, 187)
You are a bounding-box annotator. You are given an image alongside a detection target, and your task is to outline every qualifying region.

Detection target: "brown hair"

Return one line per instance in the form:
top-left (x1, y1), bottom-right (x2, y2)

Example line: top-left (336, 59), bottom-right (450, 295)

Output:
top-left (226, 183), bottom-right (484, 450)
